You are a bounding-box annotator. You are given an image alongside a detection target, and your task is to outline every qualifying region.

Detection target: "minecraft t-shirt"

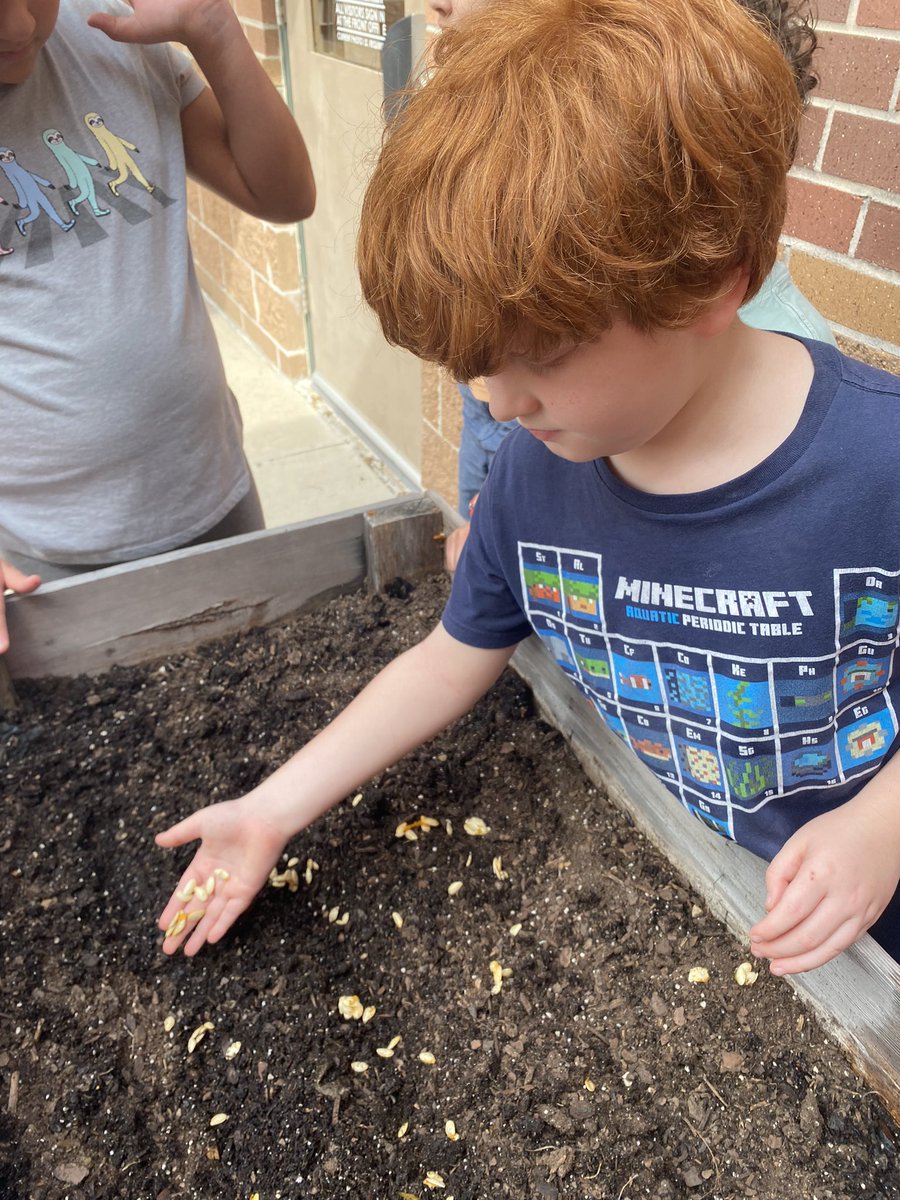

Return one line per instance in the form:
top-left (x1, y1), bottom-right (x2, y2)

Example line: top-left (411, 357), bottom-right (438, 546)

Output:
top-left (0, 0), bottom-right (249, 563)
top-left (443, 337), bottom-right (900, 862)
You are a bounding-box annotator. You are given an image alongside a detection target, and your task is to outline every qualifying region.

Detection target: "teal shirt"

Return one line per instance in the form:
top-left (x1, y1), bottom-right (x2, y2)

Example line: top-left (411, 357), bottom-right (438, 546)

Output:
top-left (739, 260), bottom-right (835, 345)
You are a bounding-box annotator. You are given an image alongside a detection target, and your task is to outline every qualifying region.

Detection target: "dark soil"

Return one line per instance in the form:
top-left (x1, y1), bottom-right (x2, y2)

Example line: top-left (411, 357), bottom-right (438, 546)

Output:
top-left (2, 574), bottom-right (899, 1200)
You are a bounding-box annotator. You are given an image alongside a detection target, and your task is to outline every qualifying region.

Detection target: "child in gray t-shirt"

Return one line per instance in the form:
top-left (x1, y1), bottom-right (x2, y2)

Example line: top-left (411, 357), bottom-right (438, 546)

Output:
top-left (0, 0), bottom-right (315, 653)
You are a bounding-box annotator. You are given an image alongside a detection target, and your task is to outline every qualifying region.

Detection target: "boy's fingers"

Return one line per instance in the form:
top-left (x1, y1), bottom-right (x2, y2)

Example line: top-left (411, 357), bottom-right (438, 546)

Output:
top-left (86, 13), bottom-right (137, 42)
top-left (155, 815), bottom-right (202, 848)
top-left (750, 878), bottom-right (824, 944)
top-left (768, 916), bottom-right (859, 975)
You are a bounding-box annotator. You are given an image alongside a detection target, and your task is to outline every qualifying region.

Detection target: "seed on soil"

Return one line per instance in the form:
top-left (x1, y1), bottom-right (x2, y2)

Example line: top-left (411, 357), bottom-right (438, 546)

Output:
top-left (489, 960), bottom-right (505, 995)
top-left (463, 817), bottom-right (490, 836)
top-left (688, 966), bottom-right (710, 985)
top-left (350, 1061), bottom-right (369, 1073)
top-left (335, 912), bottom-right (350, 926)
top-left (287, 857), bottom-right (299, 868)
top-left (165, 911), bottom-right (187, 939)
top-left (397, 1121), bottom-right (409, 1139)
top-left (362, 1006), bottom-right (377, 1023)
top-left (418, 1050), bottom-right (436, 1065)
top-left (445, 1119), bottom-right (459, 1141)
top-left (163, 1016), bottom-right (175, 1033)
top-left (188, 1022), bottom-right (215, 1054)
top-left (376, 1046), bottom-right (394, 1058)
top-left (445, 819), bottom-right (453, 835)
top-left (352, 792), bottom-right (363, 806)
top-left (392, 911), bottom-right (404, 928)
top-left (509, 923), bottom-right (522, 936)
top-left (224, 1041), bottom-right (241, 1060)
top-left (338, 994), bottom-right (364, 1020)
top-left (209, 1113), bottom-right (228, 1127)
top-left (304, 858), bottom-right (319, 885)
top-left (269, 867), bottom-right (300, 891)
top-left (423, 1171), bottom-right (446, 1189)
top-left (328, 906), bottom-right (340, 923)
top-left (447, 881), bottom-right (463, 896)
top-left (492, 856), bottom-right (509, 881)
top-left (584, 1077), bottom-right (596, 1092)
top-left (734, 961), bottom-right (760, 986)
top-left (176, 879), bottom-right (196, 901)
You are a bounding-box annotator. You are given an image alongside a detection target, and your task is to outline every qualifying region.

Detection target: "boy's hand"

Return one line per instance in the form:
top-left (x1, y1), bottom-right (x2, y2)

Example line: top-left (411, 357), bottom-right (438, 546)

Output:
top-left (749, 790), bottom-right (900, 975)
top-left (0, 560), bottom-right (42, 654)
top-left (156, 796), bottom-right (288, 957)
top-left (88, 0), bottom-right (233, 50)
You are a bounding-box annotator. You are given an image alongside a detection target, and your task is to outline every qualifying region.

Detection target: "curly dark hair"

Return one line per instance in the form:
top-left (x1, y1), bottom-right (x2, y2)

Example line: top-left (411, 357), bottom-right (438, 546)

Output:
top-left (739, 0), bottom-right (818, 101)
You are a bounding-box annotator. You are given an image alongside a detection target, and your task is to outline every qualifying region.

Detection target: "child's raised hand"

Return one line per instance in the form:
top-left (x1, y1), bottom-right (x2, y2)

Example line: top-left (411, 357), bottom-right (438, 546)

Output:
top-left (156, 796), bottom-right (289, 956)
top-left (749, 791), bottom-right (900, 975)
top-left (88, 0), bottom-right (234, 50)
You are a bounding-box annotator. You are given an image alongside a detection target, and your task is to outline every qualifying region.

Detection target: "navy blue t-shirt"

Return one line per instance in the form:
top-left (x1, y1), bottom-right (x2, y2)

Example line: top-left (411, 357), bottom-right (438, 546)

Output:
top-left (443, 338), bottom-right (900, 862)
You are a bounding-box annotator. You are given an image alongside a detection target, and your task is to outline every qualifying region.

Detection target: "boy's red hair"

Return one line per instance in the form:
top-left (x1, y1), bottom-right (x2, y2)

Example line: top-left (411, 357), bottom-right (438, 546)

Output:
top-left (357, 0), bottom-right (802, 380)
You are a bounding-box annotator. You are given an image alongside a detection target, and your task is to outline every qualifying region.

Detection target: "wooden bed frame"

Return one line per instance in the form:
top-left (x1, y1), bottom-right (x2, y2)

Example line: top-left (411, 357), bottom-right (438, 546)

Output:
top-left (7, 494), bottom-right (900, 1117)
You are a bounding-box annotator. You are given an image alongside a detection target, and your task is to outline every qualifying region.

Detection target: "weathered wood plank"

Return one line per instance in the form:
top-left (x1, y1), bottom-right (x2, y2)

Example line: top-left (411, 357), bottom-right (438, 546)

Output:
top-left (364, 496), bottom-right (445, 593)
top-left (4, 502), bottom-right (403, 679)
top-left (512, 634), bottom-right (900, 1118)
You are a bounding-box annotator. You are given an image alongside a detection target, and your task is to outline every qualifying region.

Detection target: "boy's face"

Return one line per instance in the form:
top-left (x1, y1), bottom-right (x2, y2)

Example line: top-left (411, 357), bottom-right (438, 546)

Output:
top-left (428, 0), bottom-right (479, 30)
top-left (0, 0), bottom-right (59, 85)
top-left (483, 321), bottom-right (708, 465)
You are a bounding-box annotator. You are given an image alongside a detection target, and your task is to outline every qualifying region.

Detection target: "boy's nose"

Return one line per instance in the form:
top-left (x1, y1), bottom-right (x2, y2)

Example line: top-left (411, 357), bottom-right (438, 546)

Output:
top-left (485, 378), bottom-right (535, 425)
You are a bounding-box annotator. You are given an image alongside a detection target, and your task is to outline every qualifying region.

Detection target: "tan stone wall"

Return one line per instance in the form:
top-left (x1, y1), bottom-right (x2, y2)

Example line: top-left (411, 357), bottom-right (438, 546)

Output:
top-left (187, 0), bottom-right (309, 381)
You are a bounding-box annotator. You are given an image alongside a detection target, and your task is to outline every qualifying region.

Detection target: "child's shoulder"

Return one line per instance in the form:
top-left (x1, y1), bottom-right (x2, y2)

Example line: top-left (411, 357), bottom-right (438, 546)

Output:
top-left (833, 344), bottom-right (900, 398)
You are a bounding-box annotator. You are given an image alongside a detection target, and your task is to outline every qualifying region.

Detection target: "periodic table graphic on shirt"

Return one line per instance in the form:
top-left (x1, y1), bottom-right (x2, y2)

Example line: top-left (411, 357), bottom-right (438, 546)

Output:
top-left (518, 543), bottom-right (900, 840)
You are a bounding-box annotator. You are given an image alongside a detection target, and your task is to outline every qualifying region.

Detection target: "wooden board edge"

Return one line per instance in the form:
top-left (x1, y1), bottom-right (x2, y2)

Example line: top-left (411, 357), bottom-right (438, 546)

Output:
top-left (511, 634), bottom-right (900, 1117)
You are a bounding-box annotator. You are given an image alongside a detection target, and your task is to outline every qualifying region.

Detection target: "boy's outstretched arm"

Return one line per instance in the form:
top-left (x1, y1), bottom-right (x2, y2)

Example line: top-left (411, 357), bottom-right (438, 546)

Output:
top-left (156, 622), bottom-right (516, 956)
top-left (750, 756), bottom-right (900, 974)
top-left (0, 560), bottom-right (41, 655)
top-left (88, 0), bottom-right (315, 222)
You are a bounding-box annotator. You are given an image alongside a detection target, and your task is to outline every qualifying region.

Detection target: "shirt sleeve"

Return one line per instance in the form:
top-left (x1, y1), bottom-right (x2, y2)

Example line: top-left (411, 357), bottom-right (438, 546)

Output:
top-left (441, 436), bottom-right (535, 649)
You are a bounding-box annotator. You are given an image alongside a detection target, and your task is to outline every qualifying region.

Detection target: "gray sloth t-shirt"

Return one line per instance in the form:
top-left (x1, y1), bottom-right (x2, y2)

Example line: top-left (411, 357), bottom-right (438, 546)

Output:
top-left (0, 0), bottom-right (250, 563)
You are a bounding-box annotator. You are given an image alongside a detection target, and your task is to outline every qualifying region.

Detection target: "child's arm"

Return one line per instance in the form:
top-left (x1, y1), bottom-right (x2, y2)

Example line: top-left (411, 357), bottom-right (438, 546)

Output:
top-left (0, 561), bottom-right (41, 655)
top-left (88, 0), bottom-right (315, 222)
top-left (749, 757), bottom-right (900, 974)
top-left (156, 622), bottom-right (516, 956)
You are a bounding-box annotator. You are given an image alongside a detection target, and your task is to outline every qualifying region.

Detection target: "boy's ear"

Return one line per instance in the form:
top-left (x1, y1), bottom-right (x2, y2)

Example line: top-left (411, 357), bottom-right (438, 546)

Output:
top-left (693, 267), bottom-right (752, 337)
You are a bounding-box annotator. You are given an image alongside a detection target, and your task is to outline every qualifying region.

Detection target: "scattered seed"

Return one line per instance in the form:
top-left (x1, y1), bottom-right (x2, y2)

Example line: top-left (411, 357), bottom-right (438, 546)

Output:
top-left (176, 879), bottom-right (197, 902)
top-left (206, 1147), bottom-right (219, 1161)
top-left (404, 829), bottom-right (418, 841)
top-left (224, 1041), bottom-right (241, 1060)
top-left (489, 960), bottom-right (505, 995)
top-left (338, 994), bottom-right (364, 1021)
top-left (421, 816), bottom-right (440, 829)
top-left (392, 911), bottom-right (404, 929)
top-left (423, 1172), bottom-right (446, 1190)
top-left (376, 1046), bottom-right (395, 1058)
top-left (165, 912), bottom-right (187, 939)
top-left (688, 966), bottom-right (710, 985)
top-left (509, 923), bottom-right (522, 937)
top-left (445, 819), bottom-right (453, 835)
top-left (352, 792), bottom-right (363, 806)
top-left (465, 852), bottom-right (472, 868)
top-left (304, 859), bottom-right (319, 885)
top-left (163, 1015), bottom-right (175, 1033)
top-left (447, 881), bottom-right (463, 897)
top-left (399, 1193), bottom-right (419, 1200)
top-left (336, 912), bottom-right (350, 926)
top-left (492, 856), bottom-right (509, 881)
top-left (328, 906), bottom-right (340, 923)
top-left (350, 1061), bottom-right (369, 1074)
top-left (397, 1121), bottom-right (409, 1139)
top-left (362, 1006), bottom-right (377, 1023)
top-left (418, 1050), bottom-right (436, 1065)
top-left (622, 1071), bottom-right (635, 1088)
top-left (286, 857), bottom-right (299, 868)
top-left (188, 1021), bottom-right (215, 1054)
top-left (445, 1119), bottom-right (459, 1141)
top-left (209, 1113), bottom-right (228, 1127)
top-left (584, 1077), bottom-right (596, 1092)
top-left (463, 816), bottom-right (490, 837)
top-left (734, 961), bottom-right (759, 987)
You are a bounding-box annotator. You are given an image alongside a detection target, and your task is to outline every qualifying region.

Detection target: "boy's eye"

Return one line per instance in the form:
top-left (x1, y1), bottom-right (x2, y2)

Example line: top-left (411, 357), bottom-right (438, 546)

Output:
top-left (529, 353), bottom-right (568, 375)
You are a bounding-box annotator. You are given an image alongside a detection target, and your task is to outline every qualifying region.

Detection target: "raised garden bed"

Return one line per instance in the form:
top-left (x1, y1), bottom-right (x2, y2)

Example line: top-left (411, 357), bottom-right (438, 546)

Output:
top-left (2, 498), bottom-right (899, 1199)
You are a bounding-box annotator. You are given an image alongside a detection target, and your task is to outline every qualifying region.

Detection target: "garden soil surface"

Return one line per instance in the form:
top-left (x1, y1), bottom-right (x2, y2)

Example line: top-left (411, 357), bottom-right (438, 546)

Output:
top-left (2, 574), bottom-right (899, 1200)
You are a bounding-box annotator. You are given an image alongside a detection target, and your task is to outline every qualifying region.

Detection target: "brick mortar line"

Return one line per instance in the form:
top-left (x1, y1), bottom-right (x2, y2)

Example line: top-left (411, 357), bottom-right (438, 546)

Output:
top-left (848, 196), bottom-right (870, 255)
top-left (190, 218), bottom-right (302, 294)
top-left (829, 320), bottom-right (900, 359)
top-left (789, 164), bottom-right (900, 208)
top-left (891, 62), bottom-right (900, 112)
top-left (816, 21), bottom-right (900, 40)
top-left (812, 106), bottom-right (836, 172)
top-left (808, 96), bottom-right (900, 121)
top-left (782, 233), bottom-right (900, 285)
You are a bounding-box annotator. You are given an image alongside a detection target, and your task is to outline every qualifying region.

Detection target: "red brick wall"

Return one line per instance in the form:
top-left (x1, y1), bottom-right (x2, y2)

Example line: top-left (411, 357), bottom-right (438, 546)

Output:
top-left (783, 6), bottom-right (900, 361)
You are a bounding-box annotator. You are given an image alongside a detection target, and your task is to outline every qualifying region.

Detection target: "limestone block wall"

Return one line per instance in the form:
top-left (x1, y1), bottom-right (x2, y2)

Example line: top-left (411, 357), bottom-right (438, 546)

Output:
top-left (186, 0), bottom-right (309, 381)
